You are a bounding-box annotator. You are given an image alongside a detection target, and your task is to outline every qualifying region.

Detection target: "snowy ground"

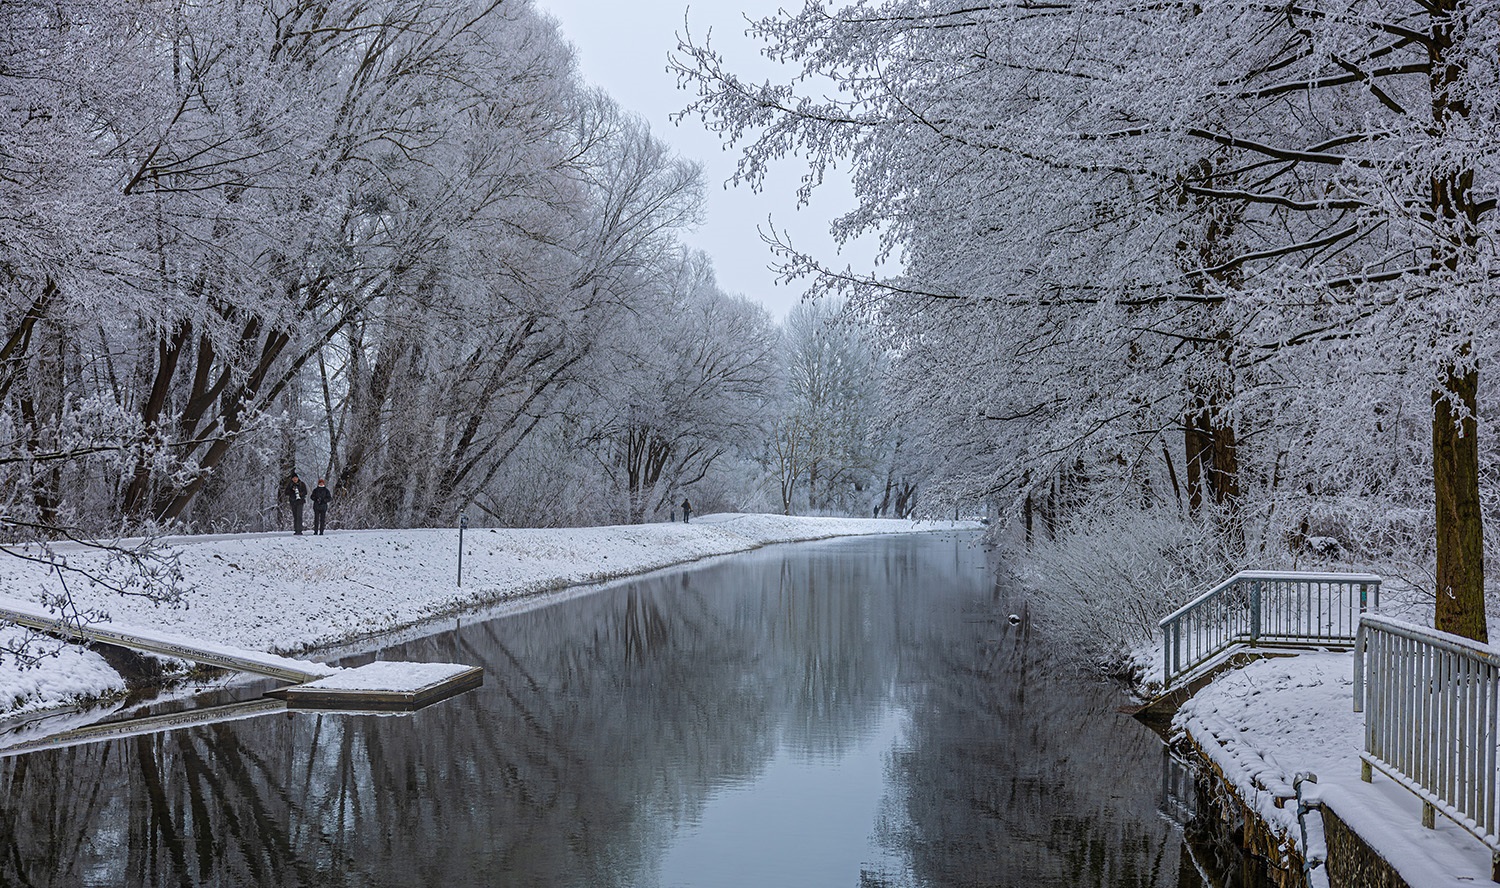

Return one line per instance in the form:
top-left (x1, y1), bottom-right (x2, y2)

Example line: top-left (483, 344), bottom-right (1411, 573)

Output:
top-left (0, 514), bottom-right (974, 720)
top-left (1175, 650), bottom-right (1496, 887)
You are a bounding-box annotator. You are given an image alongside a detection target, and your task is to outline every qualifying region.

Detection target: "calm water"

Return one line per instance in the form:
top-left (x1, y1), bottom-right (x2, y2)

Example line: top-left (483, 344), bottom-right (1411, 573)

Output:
top-left (0, 532), bottom-right (1207, 887)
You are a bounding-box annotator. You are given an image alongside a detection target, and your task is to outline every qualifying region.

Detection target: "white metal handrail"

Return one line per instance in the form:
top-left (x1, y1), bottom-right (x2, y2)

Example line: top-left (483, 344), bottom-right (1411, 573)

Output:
top-left (1353, 614), bottom-right (1500, 879)
top-left (1158, 570), bottom-right (1381, 686)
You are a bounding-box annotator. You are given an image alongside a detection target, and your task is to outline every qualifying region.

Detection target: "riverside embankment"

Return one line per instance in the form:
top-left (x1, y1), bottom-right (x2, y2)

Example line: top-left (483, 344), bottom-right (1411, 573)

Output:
top-left (1165, 650), bottom-right (1495, 887)
top-left (0, 514), bottom-right (974, 721)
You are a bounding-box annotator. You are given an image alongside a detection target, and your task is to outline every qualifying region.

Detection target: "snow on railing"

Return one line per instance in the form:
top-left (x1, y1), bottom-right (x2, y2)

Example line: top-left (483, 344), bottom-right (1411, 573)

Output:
top-left (1158, 570), bottom-right (1381, 687)
top-left (1354, 614), bottom-right (1500, 880)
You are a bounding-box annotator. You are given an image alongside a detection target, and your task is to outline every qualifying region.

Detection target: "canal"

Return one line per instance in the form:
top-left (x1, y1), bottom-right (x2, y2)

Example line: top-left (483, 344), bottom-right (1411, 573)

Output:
top-left (0, 532), bottom-right (1211, 887)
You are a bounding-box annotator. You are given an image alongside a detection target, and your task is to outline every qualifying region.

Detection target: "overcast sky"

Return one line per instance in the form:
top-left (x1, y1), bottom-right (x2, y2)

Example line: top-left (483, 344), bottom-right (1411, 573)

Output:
top-left (536, 1), bottom-right (881, 320)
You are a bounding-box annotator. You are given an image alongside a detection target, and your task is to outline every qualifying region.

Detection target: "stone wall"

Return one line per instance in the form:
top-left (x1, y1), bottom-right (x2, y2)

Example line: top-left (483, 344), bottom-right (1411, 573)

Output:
top-left (1181, 742), bottom-right (1417, 888)
top-left (1320, 805), bottom-right (1410, 888)
top-left (1177, 734), bottom-right (1305, 887)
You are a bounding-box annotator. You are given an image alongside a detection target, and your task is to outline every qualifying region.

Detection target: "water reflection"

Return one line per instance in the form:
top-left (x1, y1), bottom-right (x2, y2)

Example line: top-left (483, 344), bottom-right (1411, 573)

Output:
top-left (0, 533), bottom-right (1204, 887)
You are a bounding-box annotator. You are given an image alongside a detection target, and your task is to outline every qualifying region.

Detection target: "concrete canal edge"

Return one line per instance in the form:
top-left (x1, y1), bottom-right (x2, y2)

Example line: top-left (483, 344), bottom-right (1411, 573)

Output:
top-left (1143, 687), bottom-right (1422, 888)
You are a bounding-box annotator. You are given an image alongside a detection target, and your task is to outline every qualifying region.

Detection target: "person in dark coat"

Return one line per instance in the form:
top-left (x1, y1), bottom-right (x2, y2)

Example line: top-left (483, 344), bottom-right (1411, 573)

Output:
top-left (311, 478), bottom-right (332, 535)
top-left (286, 473), bottom-right (308, 535)
top-left (681, 498), bottom-right (692, 524)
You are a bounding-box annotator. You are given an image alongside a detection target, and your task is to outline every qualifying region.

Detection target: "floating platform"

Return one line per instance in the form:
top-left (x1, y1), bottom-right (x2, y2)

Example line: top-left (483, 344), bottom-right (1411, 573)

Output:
top-left (270, 661), bottom-right (484, 710)
top-left (0, 663), bottom-right (486, 757)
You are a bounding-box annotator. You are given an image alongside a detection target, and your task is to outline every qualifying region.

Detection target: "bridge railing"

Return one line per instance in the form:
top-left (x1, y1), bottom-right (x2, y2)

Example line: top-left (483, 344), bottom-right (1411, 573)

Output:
top-left (1158, 570), bottom-right (1381, 686)
top-left (1353, 614), bottom-right (1500, 878)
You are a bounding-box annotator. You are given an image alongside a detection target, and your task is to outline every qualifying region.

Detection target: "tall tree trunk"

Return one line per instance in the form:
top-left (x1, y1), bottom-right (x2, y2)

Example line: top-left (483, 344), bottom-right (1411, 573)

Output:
top-left (1208, 407), bottom-right (1243, 553)
top-left (1183, 334), bottom-right (1242, 550)
top-left (1427, 0), bottom-right (1486, 642)
top-left (1432, 366), bottom-right (1484, 642)
top-left (1184, 404), bottom-right (1210, 515)
top-left (18, 318), bottom-right (63, 530)
top-left (122, 322), bottom-right (190, 518)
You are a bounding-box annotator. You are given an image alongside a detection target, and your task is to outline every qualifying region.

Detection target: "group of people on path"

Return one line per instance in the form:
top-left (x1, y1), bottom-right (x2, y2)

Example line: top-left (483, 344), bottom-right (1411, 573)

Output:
top-left (288, 473), bottom-right (694, 532)
top-left (285, 473), bottom-right (332, 535)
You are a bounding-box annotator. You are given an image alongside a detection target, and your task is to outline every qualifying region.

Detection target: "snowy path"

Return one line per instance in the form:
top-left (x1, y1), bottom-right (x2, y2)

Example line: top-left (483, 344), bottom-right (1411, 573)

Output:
top-left (0, 515), bottom-right (976, 719)
top-left (1176, 652), bottom-right (1495, 887)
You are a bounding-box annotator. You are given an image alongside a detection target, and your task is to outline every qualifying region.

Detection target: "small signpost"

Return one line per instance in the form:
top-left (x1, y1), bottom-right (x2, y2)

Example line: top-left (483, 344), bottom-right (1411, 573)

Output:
top-left (457, 513), bottom-right (468, 587)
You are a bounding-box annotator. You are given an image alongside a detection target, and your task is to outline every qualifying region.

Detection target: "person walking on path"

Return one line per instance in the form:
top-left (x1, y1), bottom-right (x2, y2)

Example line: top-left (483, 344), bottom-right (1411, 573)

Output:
top-left (311, 478), bottom-right (332, 535)
top-left (681, 498), bottom-right (692, 524)
top-left (286, 473), bottom-right (308, 535)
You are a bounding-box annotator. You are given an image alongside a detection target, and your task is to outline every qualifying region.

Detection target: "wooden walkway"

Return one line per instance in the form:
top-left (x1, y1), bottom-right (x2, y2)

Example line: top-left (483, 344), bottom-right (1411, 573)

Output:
top-left (0, 596), bottom-right (484, 752)
top-left (0, 597), bottom-right (335, 683)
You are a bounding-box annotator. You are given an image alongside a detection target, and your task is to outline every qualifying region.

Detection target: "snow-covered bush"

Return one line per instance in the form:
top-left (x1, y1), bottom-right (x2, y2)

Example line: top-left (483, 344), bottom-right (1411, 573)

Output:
top-left (1014, 506), bottom-right (1238, 673)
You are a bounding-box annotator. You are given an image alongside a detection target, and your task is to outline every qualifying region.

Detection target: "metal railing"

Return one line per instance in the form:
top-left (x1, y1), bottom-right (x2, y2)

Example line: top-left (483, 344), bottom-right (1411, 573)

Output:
top-left (1159, 570), bottom-right (1381, 686)
top-left (1354, 614), bottom-right (1500, 878)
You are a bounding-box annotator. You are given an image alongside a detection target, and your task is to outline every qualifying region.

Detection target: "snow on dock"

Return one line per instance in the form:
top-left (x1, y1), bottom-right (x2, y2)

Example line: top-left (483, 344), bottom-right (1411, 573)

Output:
top-left (0, 596), bottom-right (337, 683)
top-left (0, 596), bottom-right (483, 721)
top-left (270, 661), bottom-right (484, 710)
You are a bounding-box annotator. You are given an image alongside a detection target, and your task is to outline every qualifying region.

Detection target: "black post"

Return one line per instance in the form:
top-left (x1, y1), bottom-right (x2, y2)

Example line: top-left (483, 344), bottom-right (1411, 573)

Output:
top-left (458, 513), bottom-right (467, 587)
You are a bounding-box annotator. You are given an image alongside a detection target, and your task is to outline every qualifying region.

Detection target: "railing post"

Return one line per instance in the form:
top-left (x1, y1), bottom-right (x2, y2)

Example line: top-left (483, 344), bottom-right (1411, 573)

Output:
top-left (1163, 619), bottom-right (1172, 687)
top-left (1249, 579), bottom-right (1262, 643)
top-left (1173, 620), bottom-right (1181, 680)
top-left (1353, 619), bottom-right (1365, 712)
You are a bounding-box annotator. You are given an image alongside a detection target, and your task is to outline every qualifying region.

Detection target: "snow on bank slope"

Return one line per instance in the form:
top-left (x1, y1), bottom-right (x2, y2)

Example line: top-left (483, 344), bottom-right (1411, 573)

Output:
top-left (1175, 652), bottom-right (1494, 886)
top-left (1, 515), bottom-right (974, 717)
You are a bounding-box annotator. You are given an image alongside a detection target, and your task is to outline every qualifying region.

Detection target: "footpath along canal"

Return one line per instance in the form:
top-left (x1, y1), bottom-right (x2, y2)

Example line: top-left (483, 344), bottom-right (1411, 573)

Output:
top-left (1, 531), bottom-right (1261, 887)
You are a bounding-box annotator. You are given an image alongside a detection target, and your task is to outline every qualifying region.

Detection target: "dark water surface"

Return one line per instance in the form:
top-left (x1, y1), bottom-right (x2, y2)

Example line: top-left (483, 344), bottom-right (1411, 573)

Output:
top-left (0, 532), bottom-right (1206, 887)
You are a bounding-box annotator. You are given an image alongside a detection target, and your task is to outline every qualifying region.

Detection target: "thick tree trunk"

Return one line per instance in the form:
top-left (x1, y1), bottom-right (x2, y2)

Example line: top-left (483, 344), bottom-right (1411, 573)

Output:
top-left (1184, 375), bottom-right (1242, 552)
top-left (1426, 1), bottom-right (1486, 642)
top-left (18, 319), bottom-right (63, 530)
top-left (1432, 366), bottom-right (1486, 643)
top-left (1209, 412), bottom-right (1243, 553)
top-left (122, 322), bottom-right (189, 517)
top-left (895, 479), bottom-right (916, 519)
top-left (1184, 405), bottom-right (1210, 515)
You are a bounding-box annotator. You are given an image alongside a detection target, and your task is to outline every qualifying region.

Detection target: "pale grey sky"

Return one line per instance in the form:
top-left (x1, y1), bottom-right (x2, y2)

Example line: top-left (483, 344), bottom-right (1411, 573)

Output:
top-left (537, 0), bottom-right (881, 319)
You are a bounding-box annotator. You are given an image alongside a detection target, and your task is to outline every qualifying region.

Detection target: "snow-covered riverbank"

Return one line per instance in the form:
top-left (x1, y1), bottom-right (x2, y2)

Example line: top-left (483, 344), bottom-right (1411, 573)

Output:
top-left (1173, 651), bottom-right (1494, 887)
top-left (0, 515), bottom-right (976, 719)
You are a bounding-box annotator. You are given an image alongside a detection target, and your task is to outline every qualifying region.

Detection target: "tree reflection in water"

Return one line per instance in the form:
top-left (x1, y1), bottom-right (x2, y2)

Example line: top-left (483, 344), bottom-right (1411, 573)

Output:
top-left (0, 533), bottom-right (1202, 887)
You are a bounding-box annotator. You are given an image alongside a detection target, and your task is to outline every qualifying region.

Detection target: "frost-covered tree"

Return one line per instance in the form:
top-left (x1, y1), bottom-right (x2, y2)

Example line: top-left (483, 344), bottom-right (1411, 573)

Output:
top-left (2, 0), bottom-right (773, 551)
top-left (0, 0), bottom-right (747, 536)
top-left (318, 93), bottom-right (707, 528)
top-left (588, 251), bottom-right (777, 523)
top-left (675, 0), bottom-right (1500, 640)
top-left (105, 0), bottom-right (598, 529)
top-left (775, 299), bottom-right (879, 515)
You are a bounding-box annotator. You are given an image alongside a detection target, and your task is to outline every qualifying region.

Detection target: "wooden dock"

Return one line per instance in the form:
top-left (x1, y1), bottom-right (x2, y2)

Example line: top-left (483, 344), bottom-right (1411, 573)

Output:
top-left (269, 661), bottom-right (485, 710)
top-left (0, 596), bottom-right (484, 753)
top-left (0, 597), bottom-right (335, 683)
